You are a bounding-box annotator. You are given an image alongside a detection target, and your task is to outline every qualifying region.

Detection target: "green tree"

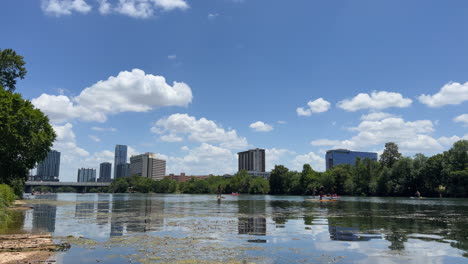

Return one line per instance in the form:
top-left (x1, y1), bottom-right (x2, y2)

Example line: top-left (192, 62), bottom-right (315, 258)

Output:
top-left (109, 177), bottom-right (129, 193)
top-left (269, 165), bottom-right (288, 194)
top-left (248, 177), bottom-right (270, 194)
top-left (0, 49), bottom-right (27, 92)
top-left (230, 170), bottom-right (251, 193)
top-left (0, 90), bottom-right (56, 194)
top-left (380, 142), bottom-right (402, 168)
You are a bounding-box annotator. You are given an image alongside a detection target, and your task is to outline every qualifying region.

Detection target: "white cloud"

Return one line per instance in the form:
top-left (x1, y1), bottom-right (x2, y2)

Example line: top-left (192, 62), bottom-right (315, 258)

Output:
top-left (249, 121), bottom-right (273, 132)
top-left (297, 98), bottom-right (331, 116)
top-left (208, 13), bottom-right (219, 19)
top-left (88, 135), bottom-right (101, 142)
top-left (32, 69), bottom-right (192, 124)
top-left (438, 135), bottom-right (468, 146)
top-left (97, 0), bottom-right (111, 14)
top-left (152, 113), bottom-right (248, 149)
top-left (454, 114), bottom-right (468, 126)
top-left (419, 82), bottom-right (468, 107)
top-left (337, 91), bottom-right (412, 112)
top-left (311, 117), bottom-right (453, 154)
top-left (160, 134), bottom-right (183, 142)
top-left (167, 54), bottom-right (177, 60)
top-left (310, 139), bottom-right (341, 146)
top-left (292, 152), bottom-right (325, 172)
top-left (277, 120), bottom-right (287, 124)
top-left (41, 0), bottom-right (188, 18)
top-left (115, 0), bottom-right (188, 18)
top-left (41, 0), bottom-right (92, 16)
top-left (265, 148), bottom-right (294, 171)
top-left (167, 143), bottom-right (237, 175)
top-left (91, 126), bottom-right (117, 132)
top-left (360, 112), bottom-right (396, 121)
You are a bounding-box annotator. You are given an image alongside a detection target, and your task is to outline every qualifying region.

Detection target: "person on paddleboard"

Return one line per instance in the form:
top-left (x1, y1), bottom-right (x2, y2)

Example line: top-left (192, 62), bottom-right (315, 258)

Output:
top-left (217, 184), bottom-right (222, 199)
top-left (319, 186), bottom-right (325, 201)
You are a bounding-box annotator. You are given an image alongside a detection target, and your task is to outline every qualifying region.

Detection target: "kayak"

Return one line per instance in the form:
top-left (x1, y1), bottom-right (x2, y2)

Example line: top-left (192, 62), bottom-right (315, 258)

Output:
top-left (306, 199), bottom-right (339, 202)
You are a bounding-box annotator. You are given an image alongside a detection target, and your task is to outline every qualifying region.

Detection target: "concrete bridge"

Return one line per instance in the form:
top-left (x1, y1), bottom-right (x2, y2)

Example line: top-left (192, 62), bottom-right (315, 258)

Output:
top-left (25, 181), bottom-right (111, 193)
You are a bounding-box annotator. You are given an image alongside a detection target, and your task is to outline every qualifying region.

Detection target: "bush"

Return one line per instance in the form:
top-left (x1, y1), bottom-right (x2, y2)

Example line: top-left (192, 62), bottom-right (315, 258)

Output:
top-left (0, 184), bottom-right (16, 207)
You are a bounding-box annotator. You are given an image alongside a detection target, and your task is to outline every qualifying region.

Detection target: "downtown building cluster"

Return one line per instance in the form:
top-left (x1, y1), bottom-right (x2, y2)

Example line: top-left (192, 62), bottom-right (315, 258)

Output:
top-left (79, 144), bottom-right (167, 183)
top-left (31, 145), bottom-right (379, 183)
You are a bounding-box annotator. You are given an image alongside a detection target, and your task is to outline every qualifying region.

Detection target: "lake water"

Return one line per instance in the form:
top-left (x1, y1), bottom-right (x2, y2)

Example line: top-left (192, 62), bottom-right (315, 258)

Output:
top-left (5, 193), bottom-right (468, 263)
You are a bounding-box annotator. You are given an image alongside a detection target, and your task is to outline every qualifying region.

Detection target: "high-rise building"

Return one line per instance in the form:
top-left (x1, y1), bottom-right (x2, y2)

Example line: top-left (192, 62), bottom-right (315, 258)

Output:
top-left (37, 150), bottom-right (61, 181)
top-left (130, 153), bottom-right (166, 180)
top-left (325, 149), bottom-right (378, 170)
top-left (77, 168), bottom-right (96, 182)
top-left (117, 163), bottom-right (130, 178)
top-left (238, 148), bottom-right (266, 172)
top-left (98, 162), bottom-right (112, 182)
top-left (114, 145), bottom-right (128, 179)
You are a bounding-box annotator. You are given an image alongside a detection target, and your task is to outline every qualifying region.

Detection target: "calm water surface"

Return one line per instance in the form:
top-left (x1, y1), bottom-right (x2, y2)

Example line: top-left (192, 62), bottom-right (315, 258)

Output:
top-left (6, 193), bottom-right (468, 264)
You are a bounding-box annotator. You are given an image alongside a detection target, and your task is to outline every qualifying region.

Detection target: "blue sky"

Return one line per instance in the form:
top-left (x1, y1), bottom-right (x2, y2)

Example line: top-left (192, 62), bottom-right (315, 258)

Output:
top-left (2, 0), bottom-right (468, 181)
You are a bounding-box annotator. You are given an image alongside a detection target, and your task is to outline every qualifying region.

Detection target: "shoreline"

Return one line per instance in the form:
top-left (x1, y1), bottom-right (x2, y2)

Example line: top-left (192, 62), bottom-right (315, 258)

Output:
top-left (0, 201), bottom-right (57, 264)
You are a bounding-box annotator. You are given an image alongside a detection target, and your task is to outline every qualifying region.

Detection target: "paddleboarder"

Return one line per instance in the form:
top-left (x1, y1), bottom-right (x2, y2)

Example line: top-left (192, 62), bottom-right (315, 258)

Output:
top-left (319, 186), bottom-right (325, 201)
top-left (217, 184), bottom-right (222, 200)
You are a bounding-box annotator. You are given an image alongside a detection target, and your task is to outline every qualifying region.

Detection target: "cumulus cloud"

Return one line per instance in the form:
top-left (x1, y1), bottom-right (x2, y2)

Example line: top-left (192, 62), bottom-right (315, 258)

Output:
top-left (360, 112), bottom-right (396, 121)
top-left (41, 0), bottom-right (188, 18)
top-left (152, 113), bottom-right (248, 149)
top-left (167, 143), bottom-right (237, 175)
top-left (311, 117), bottom-right (453, 154)
top-left (338, 91), bottom-right (412, 112)
top-left (32, 69), bottom-right (192, 124)
top-left (115, 0), bottom-right (188, 18)
top-left (97, 0), bottom-right (111, 14)
top-left (292, 152), bottom-right (325, 172)
top-left (419, 82), bottom-right (468, 107)
top-left (296, 98), bottom-right (331, 116)
top-left (453, 114), bottom-right (468, 126)
top-left (41, 0), bottom-right (92, 16)
top-left (249, 121), bottom-right (273, 132)
top-left (265, 148), bottom-right (294, 171)
top-left (52, 123), bottom-right (89, 163)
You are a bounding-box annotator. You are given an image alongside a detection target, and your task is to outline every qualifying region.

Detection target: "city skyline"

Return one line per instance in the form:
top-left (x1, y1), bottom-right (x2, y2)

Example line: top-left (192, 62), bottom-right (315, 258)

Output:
top-left (3, 1), bottom-right (468, 181)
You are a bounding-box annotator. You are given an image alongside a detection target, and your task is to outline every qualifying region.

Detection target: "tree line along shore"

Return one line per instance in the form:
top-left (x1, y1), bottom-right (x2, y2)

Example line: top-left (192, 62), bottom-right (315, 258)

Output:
top-left (30, 140), bottom-right (468, 198)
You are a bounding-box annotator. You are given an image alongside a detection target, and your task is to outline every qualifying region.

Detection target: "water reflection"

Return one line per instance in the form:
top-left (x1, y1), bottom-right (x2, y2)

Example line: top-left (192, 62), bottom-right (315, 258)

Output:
top-left (10, 194), bottom-right (468, 263)
top-left (237, 199), bottom-right (266, 236)
top-left (32, 194), bottom-right (57, 233)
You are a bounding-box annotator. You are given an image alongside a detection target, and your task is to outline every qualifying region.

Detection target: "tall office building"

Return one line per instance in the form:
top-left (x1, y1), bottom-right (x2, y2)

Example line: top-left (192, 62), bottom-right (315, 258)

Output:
top-left (114, 145), bottom-right (128, 179)
top-left (325, 149), bottom-right (378, 170)
top-left (37, 150), bottom-right (61, 181)
top-left (238, 148), bottom-right (266, 172)
top-left (117, 163), bottom-right (130, 178)
top-left (98, 162), bottom-right (112, 182)
top-left (130, 153), bottom-right (166, 180)
top-left (77, 168), bottom-right (96, 182)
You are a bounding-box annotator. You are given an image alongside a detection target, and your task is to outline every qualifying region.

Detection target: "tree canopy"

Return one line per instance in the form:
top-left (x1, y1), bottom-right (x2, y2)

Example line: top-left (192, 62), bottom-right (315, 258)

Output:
top-left (380, 142), bottom-right (402, 168)
top-left (0, 49), bottom-right (27, 92)
top-left (0, 90), bottom-right (56, 187)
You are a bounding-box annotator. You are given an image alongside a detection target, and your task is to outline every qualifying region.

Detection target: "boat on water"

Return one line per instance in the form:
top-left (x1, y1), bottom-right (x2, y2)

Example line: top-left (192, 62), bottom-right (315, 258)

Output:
top-left (230, 192), bottom-right (240, 196)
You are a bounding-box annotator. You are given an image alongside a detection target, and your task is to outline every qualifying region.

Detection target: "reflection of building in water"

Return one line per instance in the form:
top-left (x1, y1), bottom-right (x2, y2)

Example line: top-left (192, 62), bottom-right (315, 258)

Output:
top-left (238, 217), bottom-right (266, 235)
top-left (110, 195), bottom-right (165, 236)
top-left (110, 195), bottom-right (125, 237)
top-left (238, 199), bottom-right (266, 236)
top-left (32, 195), bottom-right (57, 233)
top-left (96, 194), bottom-right (111, 226)
top-left (329, 225), bottom-right (383, 241)
top-left (75, 202), bottom-right (96, 218)
top-left (126, 198), bottom-right (164, 233)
